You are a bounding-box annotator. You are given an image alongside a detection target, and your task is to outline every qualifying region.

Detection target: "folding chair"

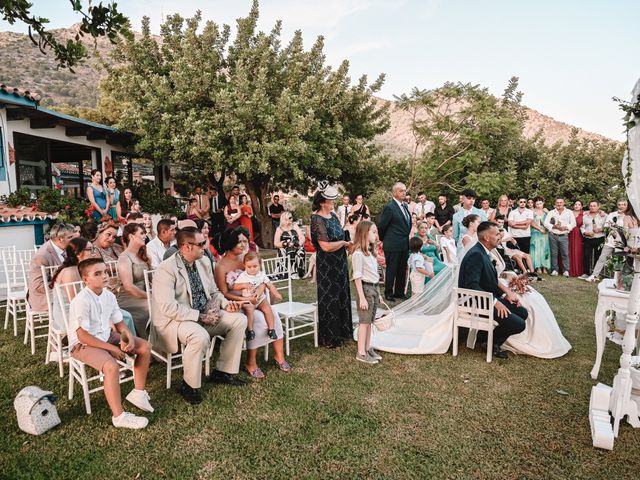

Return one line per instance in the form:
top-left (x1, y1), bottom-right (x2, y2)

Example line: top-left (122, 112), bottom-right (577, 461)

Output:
top-left (2, 250), bottom-right (28, 336)
top-left (0, 245), bottom-right (17, 309)
top-left (453, 288), bottom-right (497, 363)
top-left (262, 256), bottom-right (318, 356)
top-left (44, 265), bottom-right (68, 377)
top-left (55, 280), bottom-right (134, 414)
top-left (22, 259), bottom-right (50, 354)
top-left (144, 269), bottom-right (218, 389)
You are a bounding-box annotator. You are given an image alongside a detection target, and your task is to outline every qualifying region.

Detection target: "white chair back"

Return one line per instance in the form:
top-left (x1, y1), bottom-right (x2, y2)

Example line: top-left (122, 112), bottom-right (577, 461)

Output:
top-left (54, 281), bottom-right (85, 337)
top-left (261, 256), bottom-right (292, 301)
top-left (105, 259), bottom-right (119, 278)
top-left (2, 249), bottom-right (28, 295)
top-left (454, 288), bottom-right (495, 328)
top-left (144, 269), bottom-right (154, 315)
top-left (42, 265), bottom-right (61, 321)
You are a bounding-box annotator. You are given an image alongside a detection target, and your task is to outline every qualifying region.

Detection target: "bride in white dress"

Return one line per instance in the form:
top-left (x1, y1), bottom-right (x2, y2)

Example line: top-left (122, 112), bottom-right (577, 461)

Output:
top-left (490, 250), bottom-right (571, 358)
top-left (365, 249), bottom-right (571, 359)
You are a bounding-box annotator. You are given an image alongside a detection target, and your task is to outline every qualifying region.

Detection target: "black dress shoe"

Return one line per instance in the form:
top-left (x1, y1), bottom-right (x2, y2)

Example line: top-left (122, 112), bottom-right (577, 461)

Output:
top-left (492, 346), bottom-right (508, 359)
top-left (180, 380), bottom-right (203, 404)
top-left (394, 294), bottom-right (409, 300)
top-left (209, 370), bottom-right (247, 386)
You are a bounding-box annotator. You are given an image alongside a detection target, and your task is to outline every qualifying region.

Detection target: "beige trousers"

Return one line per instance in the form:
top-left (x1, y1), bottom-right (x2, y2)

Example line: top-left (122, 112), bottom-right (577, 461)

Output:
top-left (177, 311), bottom-right (247, 389)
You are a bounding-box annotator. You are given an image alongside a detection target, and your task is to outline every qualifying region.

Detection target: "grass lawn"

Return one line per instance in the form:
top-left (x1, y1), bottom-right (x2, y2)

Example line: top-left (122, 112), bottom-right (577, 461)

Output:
top-left (0, 276), bottom-right (639, 479)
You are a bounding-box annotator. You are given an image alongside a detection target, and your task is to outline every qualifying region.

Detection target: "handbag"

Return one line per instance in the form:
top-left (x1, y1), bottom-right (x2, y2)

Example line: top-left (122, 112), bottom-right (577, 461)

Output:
top-left (14, 386), bottom-right (61, 435)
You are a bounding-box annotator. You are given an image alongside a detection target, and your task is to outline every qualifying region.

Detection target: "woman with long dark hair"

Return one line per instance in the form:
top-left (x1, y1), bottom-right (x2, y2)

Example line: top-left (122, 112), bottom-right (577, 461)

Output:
top-left (117, 187), bottom-right (134, 223)
top-left (238, 194), bottom-right (254, 241)
top-left (117, 223), bottom-right (151, 338)
top-left (214, 227), bottom-right (289, 378)
top-left (105, 176), bottom-right (120, 220)
top-left (310, 184), bottom-right (352, 348)
top-left (87, 169), bottom-right (109, 220)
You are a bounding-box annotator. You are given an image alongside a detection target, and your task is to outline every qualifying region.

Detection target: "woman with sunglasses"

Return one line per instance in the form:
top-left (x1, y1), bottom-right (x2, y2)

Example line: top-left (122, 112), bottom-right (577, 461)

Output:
top-left (117, 224), bottom-right (152, 339)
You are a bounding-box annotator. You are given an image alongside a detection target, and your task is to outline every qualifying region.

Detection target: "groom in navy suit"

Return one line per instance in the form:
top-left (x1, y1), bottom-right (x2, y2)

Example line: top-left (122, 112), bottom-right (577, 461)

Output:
top-left (378, 182), bottom-right (412, 301)
top-left (458, 221), bottom-right (527, 358)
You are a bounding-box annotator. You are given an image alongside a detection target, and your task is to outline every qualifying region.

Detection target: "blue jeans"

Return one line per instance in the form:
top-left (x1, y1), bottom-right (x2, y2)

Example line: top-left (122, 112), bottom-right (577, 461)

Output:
top-left (549, 233), bottom-right (570, 273)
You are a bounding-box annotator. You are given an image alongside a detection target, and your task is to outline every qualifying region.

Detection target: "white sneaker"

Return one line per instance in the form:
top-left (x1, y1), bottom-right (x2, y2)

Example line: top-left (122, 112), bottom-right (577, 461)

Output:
top-left (563, 271), bottom-right (570, 277)
top-left (367, 348), bottom-right (382, 361)
top-left (291, 273), bottom-right (300, 280)
top-left (550, 270), bottom-right (558, 276)
top-left (125, 389), bottom-right (154, 413)
top-left (579, 274), bottom-right (589, 279)
top-left (585, 275), bottom-right (598, 283)
top-left (112, 411), bottom-right (148, 429)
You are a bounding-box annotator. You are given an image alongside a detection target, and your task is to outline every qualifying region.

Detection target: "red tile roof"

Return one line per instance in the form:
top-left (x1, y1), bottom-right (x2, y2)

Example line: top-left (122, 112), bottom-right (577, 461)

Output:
top-left (0, 83), bottom-right (42, 103)
top-left (0, 205), bottom-right (56, 223)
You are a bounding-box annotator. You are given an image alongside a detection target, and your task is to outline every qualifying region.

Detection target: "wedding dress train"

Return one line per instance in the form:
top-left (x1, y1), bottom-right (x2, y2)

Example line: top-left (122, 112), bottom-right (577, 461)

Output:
top-left (358, 261), bottom-right (571, 358)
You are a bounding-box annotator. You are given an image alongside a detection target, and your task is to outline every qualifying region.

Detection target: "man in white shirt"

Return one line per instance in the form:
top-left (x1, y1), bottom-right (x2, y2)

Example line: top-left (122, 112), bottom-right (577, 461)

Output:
top-left (452, 189), bottom-right (487, 244)
top-left (337, 195), bottom-right (352, 227)
top-left (27, 223), bottom-right (75, 312)
top-left (68, 257), bottom-right (152, 428)
top-left (413, 192), bottom-right (436, 221)
top-left (146, 219), bottom-right (176, 269)
top-left (543, 198), bottom-right (576, 277)
top-left (508, 197), bottom-right (534, 253)
top-left (587, 198), bottom-right (628, 282)
top-left (581, 200), bottom-right (607, 278)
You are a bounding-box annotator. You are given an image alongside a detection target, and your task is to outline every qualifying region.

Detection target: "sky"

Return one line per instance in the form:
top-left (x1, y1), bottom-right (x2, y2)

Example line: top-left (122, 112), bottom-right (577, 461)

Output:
top-left (1, 0), bottom-right (637, 140)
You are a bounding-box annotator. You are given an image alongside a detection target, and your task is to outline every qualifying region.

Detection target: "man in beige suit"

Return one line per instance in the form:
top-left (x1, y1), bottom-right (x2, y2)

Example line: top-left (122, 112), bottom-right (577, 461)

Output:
top-left (151, 227), bottom-right (247, 404)
top-left (27, 223), bottom-right (75, 312)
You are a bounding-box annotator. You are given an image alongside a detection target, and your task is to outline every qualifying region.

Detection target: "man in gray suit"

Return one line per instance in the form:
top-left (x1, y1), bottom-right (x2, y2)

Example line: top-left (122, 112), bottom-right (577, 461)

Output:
top-left (151, 228), bottom-right (247, 404)
top-left (27, 223), bottom-right (75, 312)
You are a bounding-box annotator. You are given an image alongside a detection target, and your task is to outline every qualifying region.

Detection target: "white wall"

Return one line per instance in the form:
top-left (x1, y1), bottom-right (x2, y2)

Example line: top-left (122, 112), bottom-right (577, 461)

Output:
top-left (0, 111), bottom-right (129, 196)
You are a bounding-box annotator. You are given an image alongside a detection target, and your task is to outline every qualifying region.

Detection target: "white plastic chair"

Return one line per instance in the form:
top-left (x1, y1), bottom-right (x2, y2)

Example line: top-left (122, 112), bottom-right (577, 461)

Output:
top-left (0, 245), bottom-right (17, 309)
top-left (453, 288), bottom-right (497, 363)
top-left (262, 256), bottom-right (318, 356)
top-left (55, 280), bottom-right (134, 414)
top-left (144, 269), bottom-right (217, 389)
top-left (2, 250), bottom-right (28, 336)
top-left (22, 259), bottom-right (51, 354)
top-left (44, 265), bottom-right (68, 377)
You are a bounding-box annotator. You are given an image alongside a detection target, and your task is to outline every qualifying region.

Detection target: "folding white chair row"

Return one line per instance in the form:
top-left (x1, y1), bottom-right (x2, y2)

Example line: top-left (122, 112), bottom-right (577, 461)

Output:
top-left (21, 259), bottom-right (52, 355)
top-left (144, 269), bottom-right (218, 389)
top-left (262, 256), bottom-right (318, 356)
top-left (55, 280), bottom-right (134, 414)
top-left (2, 250), bottom-right (28, 336)
top-left (0, 245), bottom-right (17, 307)
top-left (452, 288), bottom-right (497, 363)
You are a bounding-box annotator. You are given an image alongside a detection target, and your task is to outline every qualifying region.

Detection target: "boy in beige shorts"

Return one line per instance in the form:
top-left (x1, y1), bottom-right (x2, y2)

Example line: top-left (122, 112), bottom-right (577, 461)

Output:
top-left (68, 258), bottom-right (153, 429)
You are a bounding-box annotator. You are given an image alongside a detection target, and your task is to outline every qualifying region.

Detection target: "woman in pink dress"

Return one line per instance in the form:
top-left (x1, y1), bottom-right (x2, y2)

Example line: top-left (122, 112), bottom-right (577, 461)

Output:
top-left (568, 200), bottom-right (584, 277)
top-left (238, 194), bottom-right (254, 241)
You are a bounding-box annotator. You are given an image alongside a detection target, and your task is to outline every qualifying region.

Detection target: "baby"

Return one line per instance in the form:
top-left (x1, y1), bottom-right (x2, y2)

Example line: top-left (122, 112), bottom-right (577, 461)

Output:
top-left (231, 251), bottom-right (282, 340)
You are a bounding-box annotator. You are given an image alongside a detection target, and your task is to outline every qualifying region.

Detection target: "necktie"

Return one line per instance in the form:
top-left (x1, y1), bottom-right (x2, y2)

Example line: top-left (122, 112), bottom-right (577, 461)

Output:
top-left (213, 196), bottom-right (217, 212)
top-left (402, 203), bottom-right (410, 225)
top-left (198, 195), bottom-right (202, 209)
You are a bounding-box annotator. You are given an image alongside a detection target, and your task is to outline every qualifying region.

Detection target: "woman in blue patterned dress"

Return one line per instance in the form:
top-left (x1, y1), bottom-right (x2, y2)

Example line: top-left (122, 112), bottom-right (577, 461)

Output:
top-left (105, 176), bottom-right (120, 221)
top-left (415, 221), bottom-right (446, 281)
top-left (530, 196), bottom-right (551, 273)
top-left (310, 185), bottom-right (352, 348)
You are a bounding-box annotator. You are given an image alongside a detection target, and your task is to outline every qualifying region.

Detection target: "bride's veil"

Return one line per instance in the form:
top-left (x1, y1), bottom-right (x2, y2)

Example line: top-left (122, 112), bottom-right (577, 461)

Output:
top-left (390, 264), bottom-right (456, 316)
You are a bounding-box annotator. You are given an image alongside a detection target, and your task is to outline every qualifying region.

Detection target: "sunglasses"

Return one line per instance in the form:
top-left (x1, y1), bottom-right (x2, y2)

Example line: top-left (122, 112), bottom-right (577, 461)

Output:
top-left (188, 241), bottom-right (207, 248)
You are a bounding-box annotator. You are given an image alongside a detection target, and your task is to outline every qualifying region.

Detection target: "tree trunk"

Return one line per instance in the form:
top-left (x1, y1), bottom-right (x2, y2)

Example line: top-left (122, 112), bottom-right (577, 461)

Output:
top-left (244, 178), bottom-right (273, 249)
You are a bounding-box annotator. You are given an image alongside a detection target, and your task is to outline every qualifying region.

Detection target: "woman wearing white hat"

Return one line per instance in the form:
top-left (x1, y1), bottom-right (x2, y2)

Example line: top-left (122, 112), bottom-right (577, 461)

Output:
top-left (310, 183), bottom-right (353, 347)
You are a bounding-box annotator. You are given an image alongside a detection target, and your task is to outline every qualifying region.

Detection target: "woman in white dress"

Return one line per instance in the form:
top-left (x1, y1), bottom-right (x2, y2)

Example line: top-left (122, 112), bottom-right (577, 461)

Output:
top-left (457, 214), bottom-right (480, 262)
top-left (490, 249), bottom-right (571, 358)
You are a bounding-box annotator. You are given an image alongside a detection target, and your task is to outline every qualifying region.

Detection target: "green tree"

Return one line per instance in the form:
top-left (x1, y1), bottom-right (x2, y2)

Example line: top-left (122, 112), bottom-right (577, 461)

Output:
top-left (1, 0), bottom-right (130, 71)
top-left (396, 77), bottom-right (528, 200)
top-left (101, 2), bottom-right (389, 245)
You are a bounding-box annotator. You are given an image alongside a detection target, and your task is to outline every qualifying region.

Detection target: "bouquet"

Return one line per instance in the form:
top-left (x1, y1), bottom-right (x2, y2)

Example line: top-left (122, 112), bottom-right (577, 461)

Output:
top-left (508, 274), bottom-right (530, 294)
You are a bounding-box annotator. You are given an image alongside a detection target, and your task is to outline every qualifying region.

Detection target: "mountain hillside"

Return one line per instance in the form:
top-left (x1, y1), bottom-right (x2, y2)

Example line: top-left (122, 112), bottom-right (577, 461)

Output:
top-left (0, 24), bottom-right (617, 158)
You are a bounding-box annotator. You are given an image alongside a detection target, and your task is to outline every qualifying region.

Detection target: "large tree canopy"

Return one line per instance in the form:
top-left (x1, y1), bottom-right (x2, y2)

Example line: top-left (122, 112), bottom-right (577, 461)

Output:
top-left (102, 1), bottom-right (389, 244)
top-left (1, 0), bottom-right (130, 71)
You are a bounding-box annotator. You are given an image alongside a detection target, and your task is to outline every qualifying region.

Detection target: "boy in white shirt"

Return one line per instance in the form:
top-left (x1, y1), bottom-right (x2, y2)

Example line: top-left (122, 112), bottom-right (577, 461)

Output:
top-left (68, 258), bottom-right (153, 429)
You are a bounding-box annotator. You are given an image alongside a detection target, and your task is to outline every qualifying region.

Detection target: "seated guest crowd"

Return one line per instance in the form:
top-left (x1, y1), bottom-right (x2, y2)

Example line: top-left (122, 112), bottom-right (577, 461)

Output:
top-left (28, 198), bottom-right (293, 430)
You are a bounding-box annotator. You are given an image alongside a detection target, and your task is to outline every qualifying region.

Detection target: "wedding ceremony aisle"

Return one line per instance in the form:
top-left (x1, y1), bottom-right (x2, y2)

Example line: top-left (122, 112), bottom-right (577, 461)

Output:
top-left (0, 275), bottom-right (636, 478)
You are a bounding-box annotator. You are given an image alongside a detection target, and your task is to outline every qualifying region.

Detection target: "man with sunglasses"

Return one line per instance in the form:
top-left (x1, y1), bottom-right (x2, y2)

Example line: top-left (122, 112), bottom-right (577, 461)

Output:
top-left (151, 228), bottom-right (247, 404)
top-left (507, 196), bottom-right (534, 254)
